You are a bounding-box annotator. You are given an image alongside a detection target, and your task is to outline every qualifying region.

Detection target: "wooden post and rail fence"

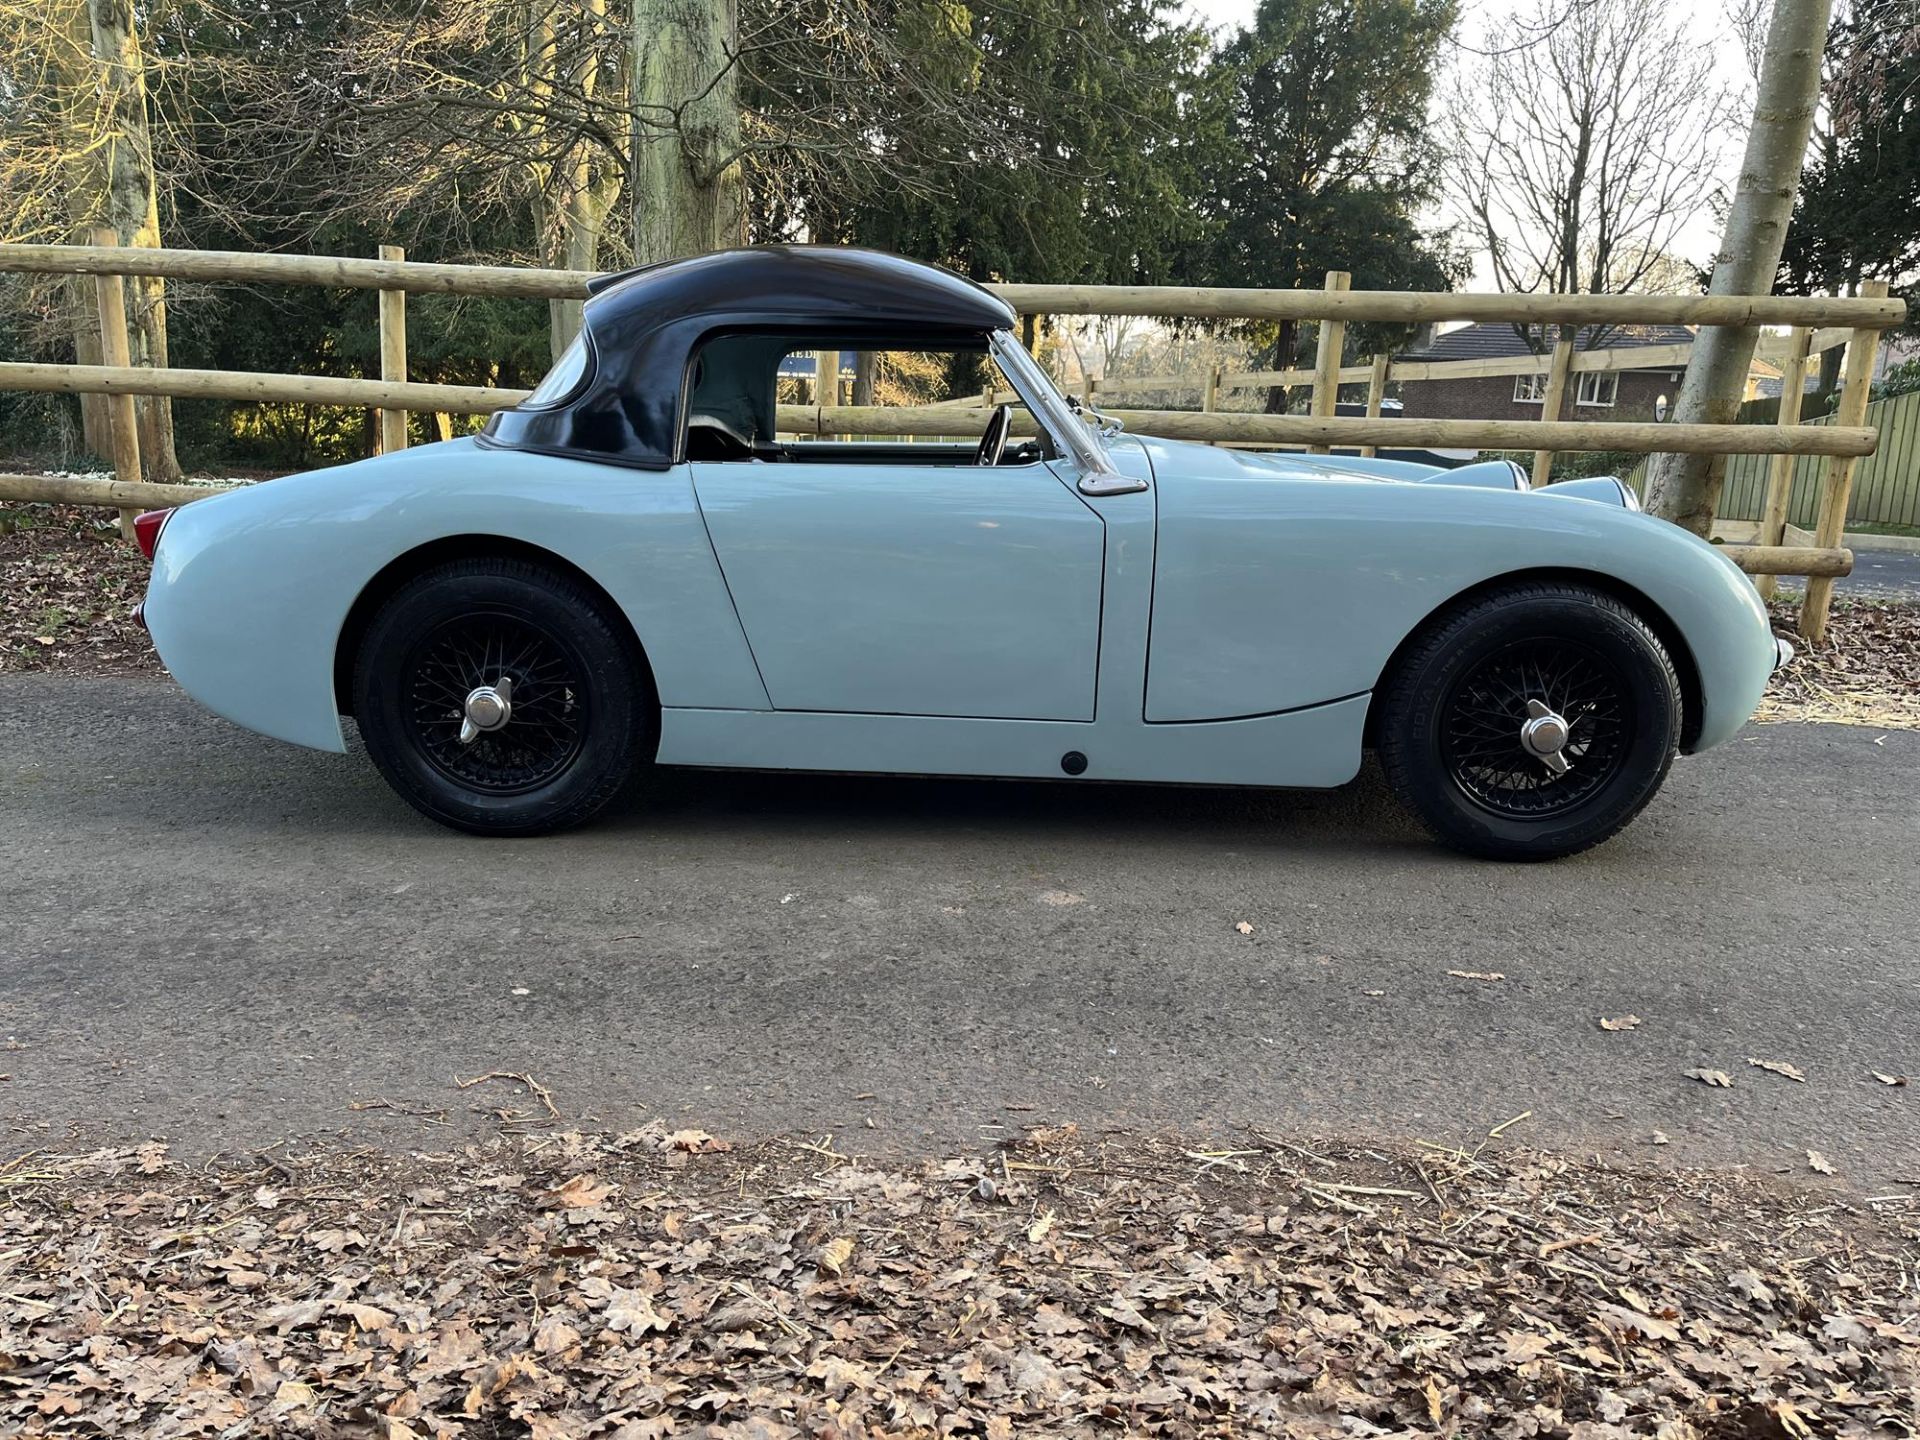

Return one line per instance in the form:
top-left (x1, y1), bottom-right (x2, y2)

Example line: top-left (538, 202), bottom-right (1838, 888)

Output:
top-left (0, 244), bottom-right (1903, 640)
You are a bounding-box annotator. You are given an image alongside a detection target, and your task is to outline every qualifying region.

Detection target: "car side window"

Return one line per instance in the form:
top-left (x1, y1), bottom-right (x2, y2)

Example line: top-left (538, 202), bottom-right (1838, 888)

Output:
top-left (683, 338), bottom-right (1051, 467)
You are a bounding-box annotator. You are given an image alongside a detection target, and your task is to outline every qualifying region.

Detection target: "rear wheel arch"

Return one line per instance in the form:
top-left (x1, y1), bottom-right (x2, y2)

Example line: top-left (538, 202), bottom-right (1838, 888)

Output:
top-left (1363, 568), bottom-right (1704, 753)
top-left (333, 535), bottom-right (655, 716)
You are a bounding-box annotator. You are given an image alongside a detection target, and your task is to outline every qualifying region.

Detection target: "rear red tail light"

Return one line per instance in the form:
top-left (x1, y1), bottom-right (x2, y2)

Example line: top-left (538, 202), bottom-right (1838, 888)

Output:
top-left (133, 508), bottom-right (172, 561)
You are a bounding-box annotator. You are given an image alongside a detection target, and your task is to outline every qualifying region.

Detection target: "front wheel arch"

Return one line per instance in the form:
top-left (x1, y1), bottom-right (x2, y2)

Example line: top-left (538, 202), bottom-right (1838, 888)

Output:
top-left (333, 535), bottom-right (656, 718)
top-left (1362, 567), bottom-right (1704, 754)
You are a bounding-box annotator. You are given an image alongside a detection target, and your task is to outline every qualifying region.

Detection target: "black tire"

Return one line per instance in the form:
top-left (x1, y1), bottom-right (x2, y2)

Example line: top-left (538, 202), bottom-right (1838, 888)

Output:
top-left (351, 557), bottom-right (654, 836)
top-left (1377, 583), bottom-right (1681, 861)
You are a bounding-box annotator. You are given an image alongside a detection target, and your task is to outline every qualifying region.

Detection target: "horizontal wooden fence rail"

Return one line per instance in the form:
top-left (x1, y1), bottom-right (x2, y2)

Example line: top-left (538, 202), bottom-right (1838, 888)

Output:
top-left (1098, 332), bottom-right (1856, 397)
top-left (0, 471), bottom-right (233, 510)
top-left (0, 360), bottom-right (530, 415)
top-left (0, 243), bottom-right (1906, 636)
top-left (1714, 544), bottom-right (1854, 577)
top-left (1, 244), bottom-right (1905, 327)
top-left (779, 403), bottom-right (1874, 457)
top-left (0, 359), bottom-right (1876, 459)
top-left (0, 243), bottom-right (592, 300)
top-left (991, 283), bottom-right (1905, 328)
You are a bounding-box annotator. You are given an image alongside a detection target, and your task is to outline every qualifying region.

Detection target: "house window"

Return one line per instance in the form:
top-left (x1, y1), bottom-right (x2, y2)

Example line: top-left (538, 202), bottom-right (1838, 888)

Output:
top-left (1575, 372), bottom-right (1619, 407)
top-left (1514, 373), bottom-right (1548, 403)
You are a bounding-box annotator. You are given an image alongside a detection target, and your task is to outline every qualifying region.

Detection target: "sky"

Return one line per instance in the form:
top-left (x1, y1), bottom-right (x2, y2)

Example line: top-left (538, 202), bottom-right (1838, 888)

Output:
top-left (1177, 0), bottom-right (1756, 287)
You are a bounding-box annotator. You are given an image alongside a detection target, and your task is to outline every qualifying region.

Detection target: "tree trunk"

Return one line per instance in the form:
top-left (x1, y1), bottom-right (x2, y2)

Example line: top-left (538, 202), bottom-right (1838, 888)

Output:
top-left (1813, 340), bottom-right (1844, 412)
top-left (52, 0), bottom-right (112, 455)
top-left (546, 173), bottom-right (612, 358)
top-left (1810, 275), bottom-right (1855, 412)
top-left (1645, 0), bottom-right (1832, 534)
top-left (534, 0), bottom-right (619, 359)
top-left (851, 351), bottom-right (875, 407)
top-left (86, 0), bottom-right (181, 481)
top-left (1264, 320), bottom-right (1299, 414)
top-left (630, 0), bottom-right (744, 265)
top-left (548, 193), bottom-right (593, 360)
top-left (64, 284), bottom-right (115, 457)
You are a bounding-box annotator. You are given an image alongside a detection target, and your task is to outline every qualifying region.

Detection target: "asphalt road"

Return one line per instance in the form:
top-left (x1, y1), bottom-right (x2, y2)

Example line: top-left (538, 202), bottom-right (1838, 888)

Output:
top-left (1783, 544), bottom-right (1920, 599)
top-left (2, 674), bottom-right (1915, 1186)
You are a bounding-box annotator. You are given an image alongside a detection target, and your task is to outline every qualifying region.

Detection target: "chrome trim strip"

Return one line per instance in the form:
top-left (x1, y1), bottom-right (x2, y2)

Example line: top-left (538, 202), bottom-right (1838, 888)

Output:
top-left (988, 330), bottom-right (1145, 496)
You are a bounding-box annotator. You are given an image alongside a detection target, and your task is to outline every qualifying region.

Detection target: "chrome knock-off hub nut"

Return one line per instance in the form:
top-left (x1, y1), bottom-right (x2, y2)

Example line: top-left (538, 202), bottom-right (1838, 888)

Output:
top-left (1519, 697), bottom-right (1572, 776)
top-left (458, 676), bottom-right (514, 745)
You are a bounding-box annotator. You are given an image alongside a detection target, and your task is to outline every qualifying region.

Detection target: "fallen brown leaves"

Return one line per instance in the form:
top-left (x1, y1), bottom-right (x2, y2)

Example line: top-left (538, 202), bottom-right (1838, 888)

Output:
top-left (1, 1125), bottom-right (1914, 1437)
top-left (1759, 596), bottom-right (1920, 730)
top-left (1684, 1067), bottom-right (1736, 1089)
top-left (0, 506), bottom-right (156, 677)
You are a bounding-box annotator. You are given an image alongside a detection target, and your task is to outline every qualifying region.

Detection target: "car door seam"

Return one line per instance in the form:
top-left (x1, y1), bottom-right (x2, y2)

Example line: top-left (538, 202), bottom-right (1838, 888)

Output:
top-left (1044, 457), bottom-right (1115, 723)
top-left (1140, 442), bottom-right (1161, 722)
top-left (687, 465), bottom-right (776, 709)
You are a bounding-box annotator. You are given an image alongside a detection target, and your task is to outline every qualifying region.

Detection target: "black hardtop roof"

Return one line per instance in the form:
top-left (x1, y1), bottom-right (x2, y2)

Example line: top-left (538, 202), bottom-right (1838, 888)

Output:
top-left (482, 246), bottom-right (1017, 470)
top-left (583, 245), bottom-right (1016, 334)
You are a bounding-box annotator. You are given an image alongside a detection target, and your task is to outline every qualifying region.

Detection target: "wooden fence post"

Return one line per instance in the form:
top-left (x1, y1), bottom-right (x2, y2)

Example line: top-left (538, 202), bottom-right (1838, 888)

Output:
top-left (1754, 325), bottom-right (1812, 603)
top-left (1800, 279), bottom-right (1890, 643)
top-left (1202, 363), bottom-right (1221, 447)
top-left (1531, 334), bottom-right (1575, 487)
top-left (1307, 271), bottom-right (1351, 454)
top-left (88, 226), bottom-right (141, 542)
top-left (376, 244), bottom-right (408, 453)
top-left (1359, 353), bottom-right (1390, 459)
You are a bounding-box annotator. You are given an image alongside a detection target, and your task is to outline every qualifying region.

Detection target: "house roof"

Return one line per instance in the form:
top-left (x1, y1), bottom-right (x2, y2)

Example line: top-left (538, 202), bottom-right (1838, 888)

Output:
top-left (1399, 322), bottom-right (1695, 362)
top-left (777, 354), bottom-right (858, 379)
top-left (1753, 373), bottom-right (1824, 400)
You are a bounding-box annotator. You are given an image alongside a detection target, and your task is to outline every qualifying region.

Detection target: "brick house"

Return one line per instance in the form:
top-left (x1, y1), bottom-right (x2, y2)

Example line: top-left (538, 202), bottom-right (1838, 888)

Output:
top-left (1393, 323), bottom-right (1694, 425)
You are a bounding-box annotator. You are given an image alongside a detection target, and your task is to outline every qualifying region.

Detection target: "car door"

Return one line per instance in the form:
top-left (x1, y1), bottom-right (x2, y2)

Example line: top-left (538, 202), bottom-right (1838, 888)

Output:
top-left (690, 454), bottom-right (1106, 720)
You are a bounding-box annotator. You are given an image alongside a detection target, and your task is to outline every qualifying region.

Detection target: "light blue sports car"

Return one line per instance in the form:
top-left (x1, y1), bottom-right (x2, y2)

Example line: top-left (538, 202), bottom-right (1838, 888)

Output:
top-left (136, 247), bottom-right (1788, 859)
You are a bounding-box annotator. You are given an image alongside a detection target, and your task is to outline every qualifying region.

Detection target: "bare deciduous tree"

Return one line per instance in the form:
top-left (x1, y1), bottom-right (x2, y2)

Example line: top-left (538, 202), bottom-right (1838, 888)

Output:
top-left (0, 0), bottom-right (183, 475)
top-left (179, 0), bottom-right (635, 358)
top-left (1444, 0), bottom-right (1735, 310)
top-left (1646, 0), bottom-right (1835, 532)
top-left (1726, 0), bottom-right (1777, 79)
top-left (190, 0), bottom-right (1048, 356)
top-left (530, 0), bottom-right (628, 350)
top-left (84, 0), bottom-right (182, 477)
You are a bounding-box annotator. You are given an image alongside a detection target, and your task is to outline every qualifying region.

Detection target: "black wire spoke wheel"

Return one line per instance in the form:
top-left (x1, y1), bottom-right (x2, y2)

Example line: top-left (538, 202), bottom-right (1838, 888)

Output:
top-left (403, 611), bottom-right (588, 794)
top-left (1440, 639), bottom-right (1633, 819)
top-left (1376, 583), bottom-right (1682, 861)
top-left (353, 557), bottom-right (654, 836)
